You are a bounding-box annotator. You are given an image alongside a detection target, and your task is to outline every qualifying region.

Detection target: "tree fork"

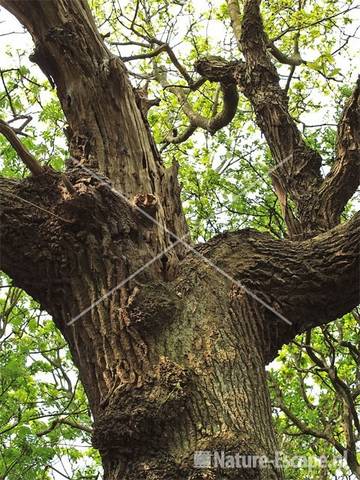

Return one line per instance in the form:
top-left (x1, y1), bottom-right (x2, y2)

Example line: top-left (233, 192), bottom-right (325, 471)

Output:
top-left (1, 169), bottom-right (359, 479)
top-left (1, 1), bottom-right (360, 479)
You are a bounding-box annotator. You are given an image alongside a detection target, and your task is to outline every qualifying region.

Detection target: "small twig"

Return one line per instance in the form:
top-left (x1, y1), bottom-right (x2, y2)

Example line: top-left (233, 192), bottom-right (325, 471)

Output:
top-left (130, 0), bottom-right (141, 30)
top-left (121, 44), bottom-right (167, 62)
top-left (36, 417), bottom-right (92, 437)
top-left (285, 65), bottom-right (296, 93)
top-left (0, 70), bottom-right (16, 116)
top-left (8, 115), bottom-right (32, 133)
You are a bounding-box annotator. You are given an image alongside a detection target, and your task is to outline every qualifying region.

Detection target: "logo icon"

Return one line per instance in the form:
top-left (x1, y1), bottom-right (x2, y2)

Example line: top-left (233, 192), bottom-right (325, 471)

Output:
top-left (194, 451), bottom-right (212, 468)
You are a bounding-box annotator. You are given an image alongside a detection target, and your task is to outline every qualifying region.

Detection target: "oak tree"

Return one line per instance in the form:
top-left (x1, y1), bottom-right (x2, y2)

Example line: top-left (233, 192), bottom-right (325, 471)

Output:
top-left (0, 0), bottom-right (359, 479)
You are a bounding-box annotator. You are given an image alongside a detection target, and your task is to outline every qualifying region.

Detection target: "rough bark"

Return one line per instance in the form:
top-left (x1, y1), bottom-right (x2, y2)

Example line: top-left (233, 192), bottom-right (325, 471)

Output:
top-left (0, 1), bottom-right (359, 479)
top-left (318, 77), bottom-right (360, 225)
top-left (199, 0), bottom-right (360, 239)
top-left (0, 0), bottom-right (188, 265)
top-left (1, 171), bottom-right (359, 479)
top-left (195, 54), bottom-right (360, 239)
top-left (204, 0), bottom-right (323, 237)
top-left (237, 0), bottom-right (359, 237)
top-left (1, 171), bottom-right (283, 479)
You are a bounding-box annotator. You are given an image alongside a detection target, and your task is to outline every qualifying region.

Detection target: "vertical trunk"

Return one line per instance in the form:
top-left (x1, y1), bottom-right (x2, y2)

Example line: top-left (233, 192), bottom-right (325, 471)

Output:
top-left (0, 171), bottom-right (282, 480)
top-left (91, 269), bottom-right (283, 480)
top-left (0, 0), bottom-right (189, 267)
top-left (2, 170), bottom-right (358, 479)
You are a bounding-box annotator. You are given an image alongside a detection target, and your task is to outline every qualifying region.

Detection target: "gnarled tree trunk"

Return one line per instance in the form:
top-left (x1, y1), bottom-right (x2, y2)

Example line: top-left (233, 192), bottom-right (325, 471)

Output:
top-left (0, 1), bottom-right (359, 479)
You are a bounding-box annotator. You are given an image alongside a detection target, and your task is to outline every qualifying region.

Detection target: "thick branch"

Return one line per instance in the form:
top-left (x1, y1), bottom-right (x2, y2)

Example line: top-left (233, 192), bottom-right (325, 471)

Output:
top-left (0, 119), bottom-right (43, 175)
top-left (227, 0), bottom-right (305, 66)
top-left (226, 0), bottom-right (242, 47)
top-left (238, 0), bottom-right (324, 236)
top-left (193, 211), bottom-right (360, 361)
top-left (0, 2), bottom-right (156, 181)
top-left (266, 211), bottom-right (359, 333)
top-left (319, 77), bottom-right (360, 225)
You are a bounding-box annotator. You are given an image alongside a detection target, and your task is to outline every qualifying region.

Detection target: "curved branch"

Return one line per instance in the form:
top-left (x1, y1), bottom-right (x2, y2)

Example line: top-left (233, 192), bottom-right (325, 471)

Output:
top-left (162, 125), bottom-right (197, 148)
top-left (156, 57), bottom-right (239, 139)
top-left (177, 82), bottom-right (239, 135)
top-left (266, 39), bottom-right (305, 66)
top-left (0, 119), bottom-right (43, 175)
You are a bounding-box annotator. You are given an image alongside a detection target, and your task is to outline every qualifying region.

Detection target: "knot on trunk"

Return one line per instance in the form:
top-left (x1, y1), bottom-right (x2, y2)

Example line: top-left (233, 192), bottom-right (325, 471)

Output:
top-left (92, 358), bottom-right (193, 454)
top-left (126, 282), bottom-right (181, 332)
